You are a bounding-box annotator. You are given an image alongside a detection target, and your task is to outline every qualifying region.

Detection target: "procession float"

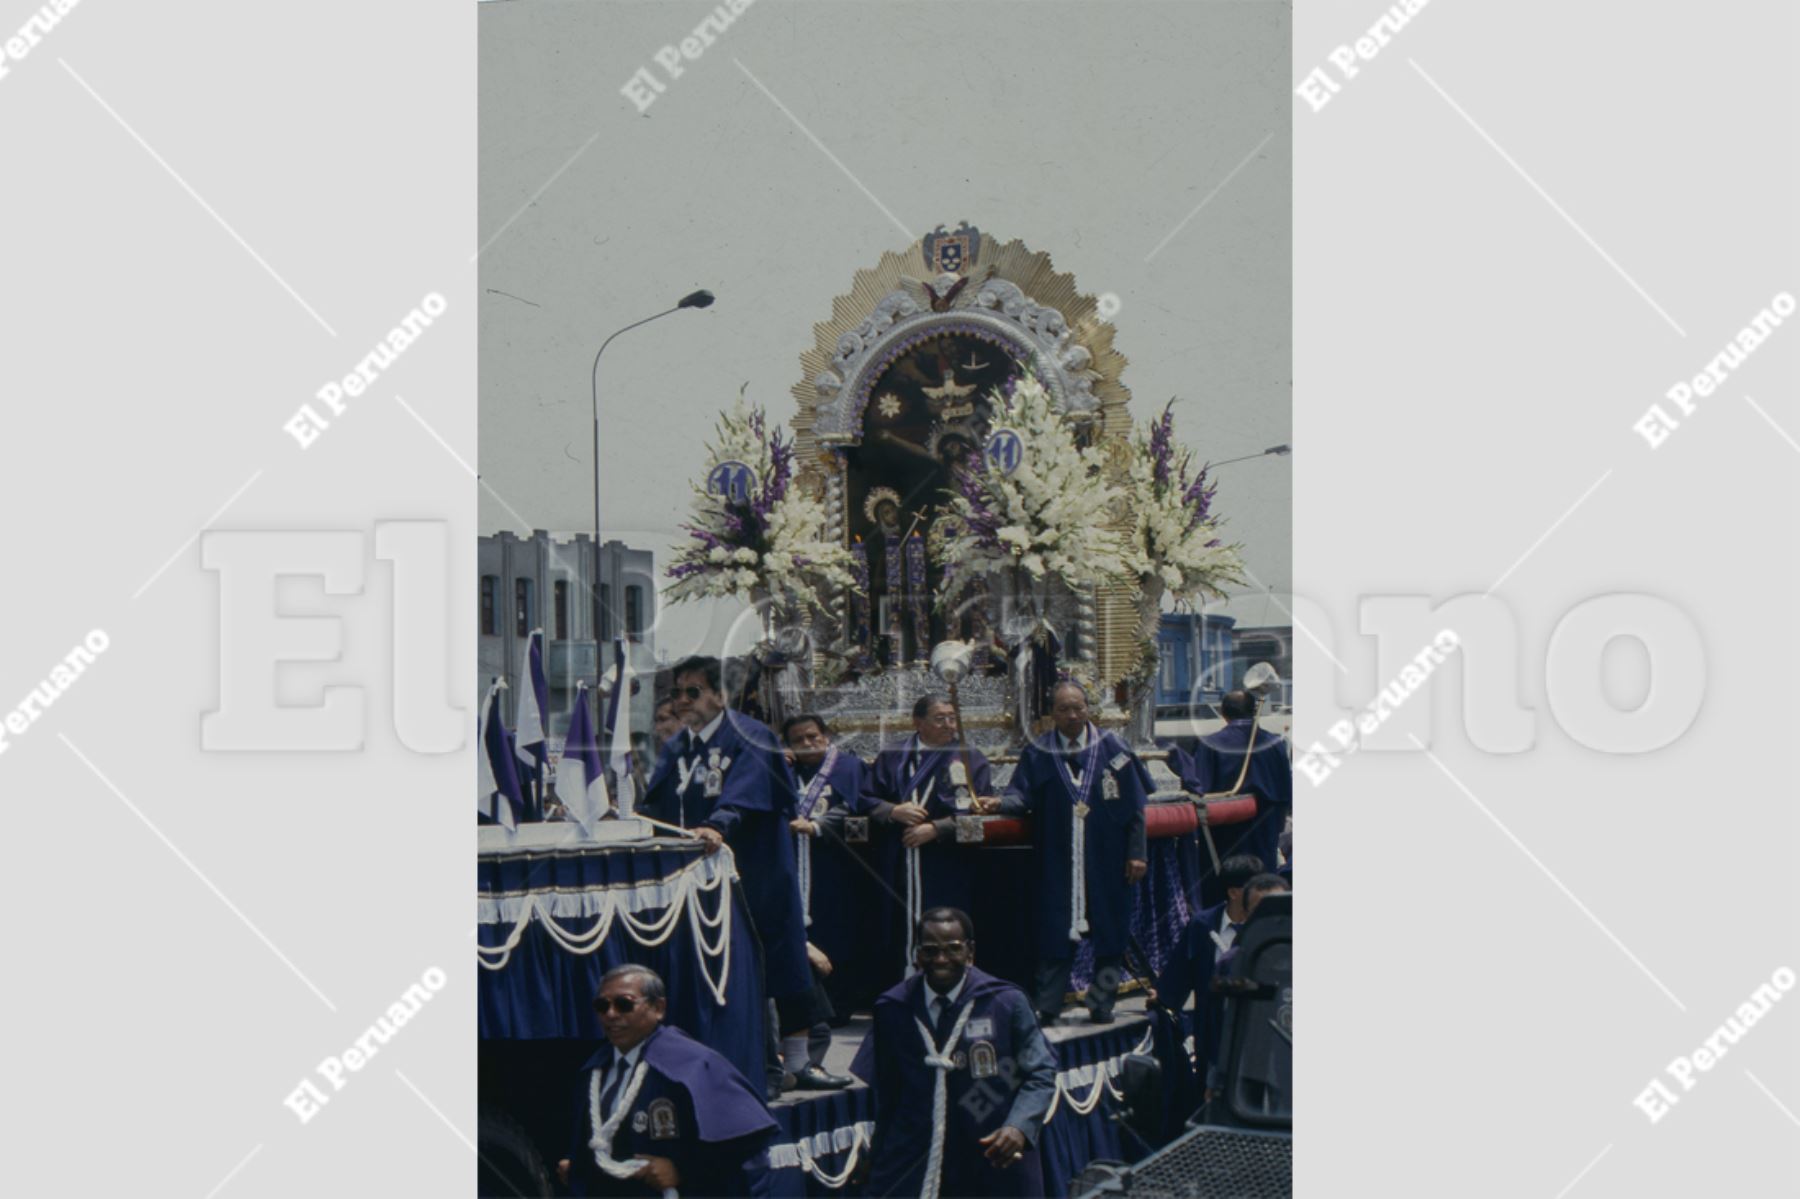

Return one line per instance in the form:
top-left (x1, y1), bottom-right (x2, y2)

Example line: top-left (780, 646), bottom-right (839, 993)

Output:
top-left (477, 227), bottom-right (1287, 1198)
top-left (665, 222), bottom-right (1246, 761)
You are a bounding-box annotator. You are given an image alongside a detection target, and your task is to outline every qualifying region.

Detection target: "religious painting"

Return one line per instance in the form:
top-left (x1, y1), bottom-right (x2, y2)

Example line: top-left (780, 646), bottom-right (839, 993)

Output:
top-left (843, 328), bottom-right (1027, 664)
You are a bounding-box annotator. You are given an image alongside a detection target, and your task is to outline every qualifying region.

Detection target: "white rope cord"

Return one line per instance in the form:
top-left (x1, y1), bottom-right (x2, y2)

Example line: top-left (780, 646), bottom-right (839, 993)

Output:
top-left (768, 1121), bottom-right (875, 1172)
top-left (903, 845), bottom-right (922, 974)
top-left (587, 1061), bottom-right (678, 1199)
top-left (1069, 798), bottom-right (1089, 943)
top-left (1056, 1065), bottom-right (1114, 1118)
top-left (916, 1002), bottom-right (977, 1199)
top-left (1040, 1025), bottom-right (1159, 1123)
top-left (793, 1123), bottom-right (871, 1188)
top-left (478, 851), bottom-right (737, 1005)
top-left (684, 864), bottom-right (732, 1004)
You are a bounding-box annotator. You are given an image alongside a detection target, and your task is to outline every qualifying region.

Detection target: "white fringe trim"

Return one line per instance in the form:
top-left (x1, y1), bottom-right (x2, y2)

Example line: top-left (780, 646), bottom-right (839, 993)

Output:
top-left (1041, 1025), bottom-right (1156, 1123)
top-left (477, 848), bottom-right (737, 1005)
top-left (767, 1120), bottom-right (876, 1175)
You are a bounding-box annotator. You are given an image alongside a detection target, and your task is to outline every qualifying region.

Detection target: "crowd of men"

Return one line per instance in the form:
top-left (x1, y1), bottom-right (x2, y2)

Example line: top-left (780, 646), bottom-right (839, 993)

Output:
top-left (550, 653), bottom-right (1292, 1197)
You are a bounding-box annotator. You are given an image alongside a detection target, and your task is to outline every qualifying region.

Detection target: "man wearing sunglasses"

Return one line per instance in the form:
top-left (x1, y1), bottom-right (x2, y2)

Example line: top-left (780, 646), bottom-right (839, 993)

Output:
top-left (851, 908), bottom-right (1056, 1198)
top-left (643, 655), bottom-right (812, 1099)
top-left (557, 964), bottom-right (777, 1196)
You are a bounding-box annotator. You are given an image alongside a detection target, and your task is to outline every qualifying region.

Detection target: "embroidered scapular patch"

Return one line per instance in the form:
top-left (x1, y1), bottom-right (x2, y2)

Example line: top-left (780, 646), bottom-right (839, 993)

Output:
top-left (648, 1098), bottom-right (678, 1140)
top-left (969, 1041), bottom-right (998, 1079)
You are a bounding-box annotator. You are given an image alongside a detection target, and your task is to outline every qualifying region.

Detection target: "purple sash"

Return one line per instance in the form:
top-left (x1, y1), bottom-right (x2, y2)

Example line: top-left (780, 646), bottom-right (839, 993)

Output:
top-left (899, 741), bottom-right (953, 805)
top-left (1054, 728), bottom-right (1103, 808)
top-left (797, 747), bottom-right (840, 821)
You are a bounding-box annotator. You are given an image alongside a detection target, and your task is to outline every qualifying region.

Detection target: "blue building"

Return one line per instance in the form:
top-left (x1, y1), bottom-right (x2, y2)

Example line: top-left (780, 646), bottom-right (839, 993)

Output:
top-left (1156, 612), bottom-right (1238, 707)
top-left (1157, 608), bottom-right (1292, 709)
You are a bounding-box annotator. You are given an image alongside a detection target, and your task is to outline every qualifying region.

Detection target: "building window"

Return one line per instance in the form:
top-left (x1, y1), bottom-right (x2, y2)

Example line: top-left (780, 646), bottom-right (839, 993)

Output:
top-left (600, 584), bottom-right (612, 641)
top-left (625, 586), bottom-right (643, 639)
top-left (480, 576), bottom-right (498, 636)
top-left (553, 581), bottom-right (569, 640)
top-left (514, 578), bottom-right (534, 637)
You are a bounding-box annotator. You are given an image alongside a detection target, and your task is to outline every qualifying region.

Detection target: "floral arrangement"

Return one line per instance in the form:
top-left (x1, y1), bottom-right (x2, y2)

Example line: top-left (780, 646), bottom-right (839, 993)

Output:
top-left (937, 372), bottom-right (1128, 594)
top-left (665, 395), bottom-right (854, 618)
top-left (1124, 401), bottom-right (1246, 603)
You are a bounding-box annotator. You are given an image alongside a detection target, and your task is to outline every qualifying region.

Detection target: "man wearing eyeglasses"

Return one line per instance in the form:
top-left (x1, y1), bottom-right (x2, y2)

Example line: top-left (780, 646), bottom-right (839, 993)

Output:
top-left (643, 655), bottom-right (812, 1098)
top-left (996, 679), bottom-right (1150, 1025)
top-left (863, 695), bottom-right (995, 972)
top-left (557, 964), bottom-right (776, 1197)
top-left (850, 908), bottom-right (1056, 1198)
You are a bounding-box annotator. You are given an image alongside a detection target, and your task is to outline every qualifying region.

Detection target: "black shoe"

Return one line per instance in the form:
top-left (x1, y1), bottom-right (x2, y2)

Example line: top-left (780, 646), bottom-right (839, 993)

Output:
top-left (1087, 1009), bottom-right (1115, 1025)
top-left (792, 1065), bottom-right (853, 1091)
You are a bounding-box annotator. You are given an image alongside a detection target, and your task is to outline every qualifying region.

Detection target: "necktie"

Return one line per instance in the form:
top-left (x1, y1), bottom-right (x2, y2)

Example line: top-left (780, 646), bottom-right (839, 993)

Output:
top-left (932, 996), bottom-right (953, 1044)
top-left (599, 1056), bottom-right (629, 1120)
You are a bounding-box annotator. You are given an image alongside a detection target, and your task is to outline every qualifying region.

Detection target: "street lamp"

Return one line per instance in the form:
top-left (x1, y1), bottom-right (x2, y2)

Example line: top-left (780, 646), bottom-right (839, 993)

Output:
top-left (589, 290), bottom-right (714, 686)
top-left (1204, 444), bottom-right (1291, 471)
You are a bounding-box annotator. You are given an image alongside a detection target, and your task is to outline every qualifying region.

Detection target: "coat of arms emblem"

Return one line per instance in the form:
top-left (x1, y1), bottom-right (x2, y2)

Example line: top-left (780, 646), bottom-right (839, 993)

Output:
top-left (922, 222), bottom-right (980, 274)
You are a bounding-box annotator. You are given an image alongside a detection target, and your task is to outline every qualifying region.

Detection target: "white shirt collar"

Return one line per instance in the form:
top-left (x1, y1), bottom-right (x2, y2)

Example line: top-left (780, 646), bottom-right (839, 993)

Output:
top-left (927, 972), bottom-right (968, 1009)
top-left (612, 1039), bottom-right (645, 1074)
top-left (1058, 724), bottom-right (1092, 754)
top-left (692, 712), bottom-right (725, 746)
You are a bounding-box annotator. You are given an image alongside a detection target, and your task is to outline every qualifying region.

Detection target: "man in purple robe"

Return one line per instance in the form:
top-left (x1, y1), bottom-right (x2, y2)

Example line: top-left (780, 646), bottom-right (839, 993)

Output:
top-left (779, 712), bottom-right (869, 1090)
top-left (997, 680), bottom-right (1149, 1024)
top-left (643, 655), bottom-right (812, 1097)
top-left (1174, 689), bottom-right (1292, 908)
top-left (852, 908), bottom-right (1057, 1198)
top-left (863, 695), bottom-right (996, 972)
top-left (557, 964), bottom-right (776, 1197)
top-left (1148, 852), bottom-right (1265, 1101)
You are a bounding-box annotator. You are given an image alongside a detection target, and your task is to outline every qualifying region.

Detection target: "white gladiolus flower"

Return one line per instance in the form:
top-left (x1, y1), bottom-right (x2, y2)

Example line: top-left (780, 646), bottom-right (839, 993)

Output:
top-left (665, 397), bottom-right (855, 617)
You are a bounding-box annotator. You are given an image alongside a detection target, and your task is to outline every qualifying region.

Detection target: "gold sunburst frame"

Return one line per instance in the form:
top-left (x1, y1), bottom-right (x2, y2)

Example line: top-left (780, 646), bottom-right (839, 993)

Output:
top-left (788, 228), bottom-right (1144, 694)
top-left (790, 233), bottom-right (1132, 456)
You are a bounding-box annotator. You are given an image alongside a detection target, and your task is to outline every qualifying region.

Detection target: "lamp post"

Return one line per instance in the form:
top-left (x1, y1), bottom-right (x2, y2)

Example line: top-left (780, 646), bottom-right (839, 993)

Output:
top-left (1203, 444), bottom-right (1291, 471)
top-left (588, 290), bottom-right (713, 689)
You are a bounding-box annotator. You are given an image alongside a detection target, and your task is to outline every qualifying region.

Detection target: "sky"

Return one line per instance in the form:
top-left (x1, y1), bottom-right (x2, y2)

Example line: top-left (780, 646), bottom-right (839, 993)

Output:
top-left (477, 0), bottom-right (1291, 657)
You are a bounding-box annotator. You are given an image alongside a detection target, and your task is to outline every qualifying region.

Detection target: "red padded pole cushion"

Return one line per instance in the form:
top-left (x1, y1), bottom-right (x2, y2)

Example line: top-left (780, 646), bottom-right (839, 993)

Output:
top-left (1144, 801), bottom-right (1198, 839)
top-left (1203, 796), bottom-right (1258, 827)
top-left (974, 817), bottom-right (1031, 846)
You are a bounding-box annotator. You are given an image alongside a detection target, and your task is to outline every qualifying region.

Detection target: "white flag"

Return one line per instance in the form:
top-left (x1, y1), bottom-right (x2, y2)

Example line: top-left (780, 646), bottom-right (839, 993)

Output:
top-left (555, 682), bottom-right (610, 834)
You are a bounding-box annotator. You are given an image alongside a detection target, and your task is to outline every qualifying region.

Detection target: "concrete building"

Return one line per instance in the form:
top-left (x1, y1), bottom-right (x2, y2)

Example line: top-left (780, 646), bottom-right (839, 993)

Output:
top-left (477, 531), bottom-right (660, 752)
